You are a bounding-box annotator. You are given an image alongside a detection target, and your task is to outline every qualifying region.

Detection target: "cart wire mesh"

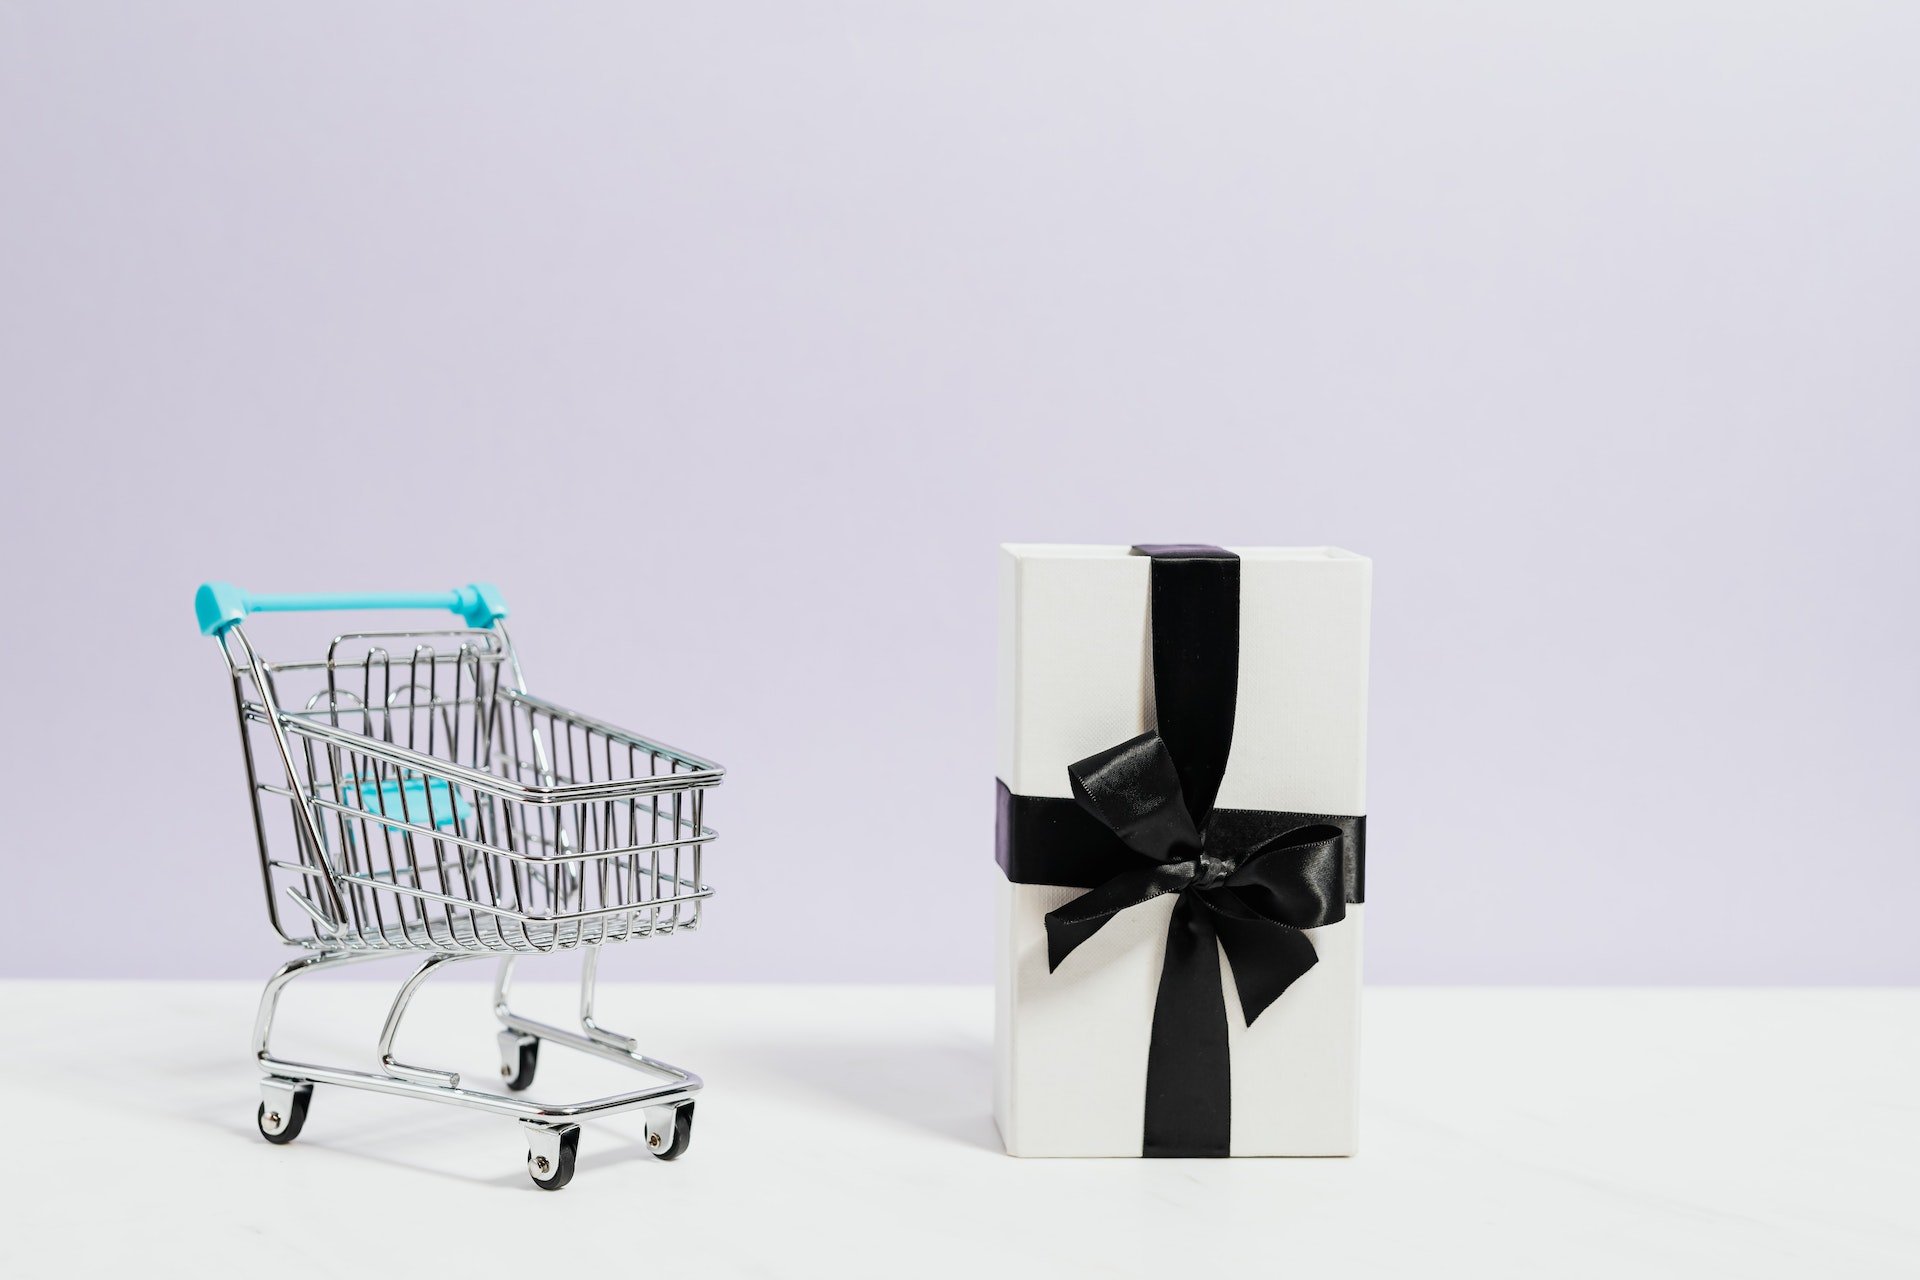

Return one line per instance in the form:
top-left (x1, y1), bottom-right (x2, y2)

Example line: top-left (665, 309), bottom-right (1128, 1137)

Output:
top-left (221, 626), bottom-right (721, 954)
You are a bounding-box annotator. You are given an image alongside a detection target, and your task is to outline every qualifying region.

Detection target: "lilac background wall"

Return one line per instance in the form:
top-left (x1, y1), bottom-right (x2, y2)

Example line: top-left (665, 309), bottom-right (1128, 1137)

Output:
top-left (3, 3), bottom-right (1914, 983)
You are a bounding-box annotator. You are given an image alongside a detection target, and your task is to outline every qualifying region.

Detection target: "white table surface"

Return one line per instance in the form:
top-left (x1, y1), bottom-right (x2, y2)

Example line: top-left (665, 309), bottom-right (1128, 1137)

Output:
top-left (2, 980), bottom-right (1914, 1277)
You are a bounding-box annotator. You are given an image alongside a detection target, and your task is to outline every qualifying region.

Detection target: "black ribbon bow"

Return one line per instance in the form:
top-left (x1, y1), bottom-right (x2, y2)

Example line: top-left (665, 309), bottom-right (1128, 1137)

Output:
top-left (995, 545), bottom-right (1363, 1157)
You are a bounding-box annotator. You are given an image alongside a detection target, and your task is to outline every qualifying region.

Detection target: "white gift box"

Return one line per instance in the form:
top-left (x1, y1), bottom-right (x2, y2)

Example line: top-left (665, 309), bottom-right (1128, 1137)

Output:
top-left (993, 544), bottom-right (1371, 1157)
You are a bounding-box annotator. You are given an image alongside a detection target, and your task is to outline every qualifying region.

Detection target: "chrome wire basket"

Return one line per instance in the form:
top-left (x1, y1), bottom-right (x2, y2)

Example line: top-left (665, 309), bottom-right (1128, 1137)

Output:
top-left (199, 582), bottom-right (721, 1188)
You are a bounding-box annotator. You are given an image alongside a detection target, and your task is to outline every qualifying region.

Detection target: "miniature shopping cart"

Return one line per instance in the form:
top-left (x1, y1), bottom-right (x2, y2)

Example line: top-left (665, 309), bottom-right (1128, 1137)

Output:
top-left (197, 582), bottom-right (721, 1189)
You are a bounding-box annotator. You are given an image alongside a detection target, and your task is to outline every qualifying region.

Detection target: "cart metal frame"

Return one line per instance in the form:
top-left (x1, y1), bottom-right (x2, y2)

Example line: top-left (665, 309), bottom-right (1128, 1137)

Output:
top-left (198, 583), bottom-right (723, 1188)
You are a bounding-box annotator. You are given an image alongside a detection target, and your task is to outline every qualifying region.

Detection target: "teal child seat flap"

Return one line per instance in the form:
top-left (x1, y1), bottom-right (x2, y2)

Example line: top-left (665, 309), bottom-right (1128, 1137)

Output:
top-left (338, 774), bottom-right (472, 835)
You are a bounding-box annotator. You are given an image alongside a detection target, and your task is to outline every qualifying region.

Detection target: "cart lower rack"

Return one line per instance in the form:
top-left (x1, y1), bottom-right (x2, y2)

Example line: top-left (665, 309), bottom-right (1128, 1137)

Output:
top-left (199, 582), bottom-right (723, 1189)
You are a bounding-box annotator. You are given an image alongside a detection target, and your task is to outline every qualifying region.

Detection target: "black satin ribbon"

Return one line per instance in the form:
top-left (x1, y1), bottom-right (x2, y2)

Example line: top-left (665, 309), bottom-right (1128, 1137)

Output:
top-left (994, 544), bottom-right (1365, 1158)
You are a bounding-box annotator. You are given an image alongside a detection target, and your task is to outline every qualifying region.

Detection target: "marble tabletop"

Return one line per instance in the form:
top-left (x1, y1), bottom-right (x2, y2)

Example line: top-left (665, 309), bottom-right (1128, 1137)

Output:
top-left (2, 981), bottom-right (1912, 1276)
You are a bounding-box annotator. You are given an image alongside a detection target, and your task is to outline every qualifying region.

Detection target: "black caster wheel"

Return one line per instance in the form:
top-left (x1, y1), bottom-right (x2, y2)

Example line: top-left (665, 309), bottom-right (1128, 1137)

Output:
top-left (647, 1101), bottom-right (694, 1161)
top-left (527, 1124), bottom-right (579, 1191)
top-left (501, 1036), bottom-right (539, 1093)
top-left (257, 1083), bottom-right (312, 1145)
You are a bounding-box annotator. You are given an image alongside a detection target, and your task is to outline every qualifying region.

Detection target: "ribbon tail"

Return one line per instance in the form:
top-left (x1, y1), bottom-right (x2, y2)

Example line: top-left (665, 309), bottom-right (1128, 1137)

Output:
top-left (1202, 888), bottom-right (1319, 1026)
top-left (1143, 893), bottom-right (1232, 1157)
top-left (1043, 861), bottom-right (1193, 972)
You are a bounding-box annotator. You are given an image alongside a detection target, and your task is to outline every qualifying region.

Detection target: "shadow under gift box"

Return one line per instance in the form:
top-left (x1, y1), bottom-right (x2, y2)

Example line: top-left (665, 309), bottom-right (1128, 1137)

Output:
top-left (993, 545), bottom-right (1370, 1157)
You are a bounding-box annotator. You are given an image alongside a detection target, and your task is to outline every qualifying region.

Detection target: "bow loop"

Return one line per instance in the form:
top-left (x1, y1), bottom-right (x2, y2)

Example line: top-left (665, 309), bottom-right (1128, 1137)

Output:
top-left (1065, 731), bottom-right (1201, 865)
top-left (1043, 732), bottom-right (1203, 969)
top-left (1224, 823), bottom-right (1349, 929)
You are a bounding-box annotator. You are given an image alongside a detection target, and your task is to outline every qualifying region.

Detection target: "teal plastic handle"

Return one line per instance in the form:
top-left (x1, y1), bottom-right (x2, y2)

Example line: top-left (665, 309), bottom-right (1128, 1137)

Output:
top-left (195, 582), bottom-right (508, 635)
